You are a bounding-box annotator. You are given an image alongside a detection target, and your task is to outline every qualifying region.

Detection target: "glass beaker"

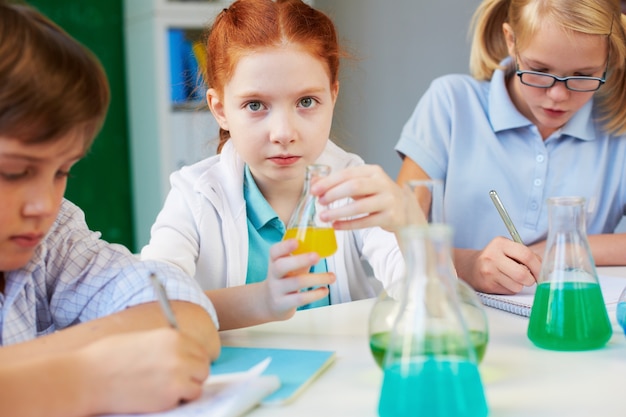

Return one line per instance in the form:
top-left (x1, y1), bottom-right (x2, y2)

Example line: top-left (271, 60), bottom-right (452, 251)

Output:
top-left (378, 225), bottom-right (488, 417)
top-left (283, 164), bottom-right (337, 258)
top-left (527, 196), bottom-right (612, 350)
top-left (369, 180), bottom-right (489, 367)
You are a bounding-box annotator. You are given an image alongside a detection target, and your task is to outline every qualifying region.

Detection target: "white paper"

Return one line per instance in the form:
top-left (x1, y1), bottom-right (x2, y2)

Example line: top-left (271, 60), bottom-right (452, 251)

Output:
top-left (102, 358), bottom-right (280, 417)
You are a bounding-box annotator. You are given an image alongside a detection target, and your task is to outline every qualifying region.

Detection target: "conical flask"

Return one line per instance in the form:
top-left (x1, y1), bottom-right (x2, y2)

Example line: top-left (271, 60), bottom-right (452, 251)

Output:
top-left (283, 164), bottom-right (337, 258)
top-left (369, 180), bottom-right (489, 367)
top-left (378, 224), bottom-right (488, 417)
top-left (527, 196), bottom-right (612, 350)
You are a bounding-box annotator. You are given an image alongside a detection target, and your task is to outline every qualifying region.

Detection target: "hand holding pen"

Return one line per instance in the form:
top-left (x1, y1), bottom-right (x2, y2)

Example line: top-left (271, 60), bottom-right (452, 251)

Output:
top-left (475, 190), bottom-right (541, 293)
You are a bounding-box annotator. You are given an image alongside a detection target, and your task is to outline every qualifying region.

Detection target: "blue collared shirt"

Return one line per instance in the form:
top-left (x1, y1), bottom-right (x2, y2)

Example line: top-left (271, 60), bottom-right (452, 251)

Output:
top-left (396, 59), bottom-right (626, 250)
top-left (0, 199), bottom-right (218, 345)
top-left (243, 165), bottom-right (329, 309)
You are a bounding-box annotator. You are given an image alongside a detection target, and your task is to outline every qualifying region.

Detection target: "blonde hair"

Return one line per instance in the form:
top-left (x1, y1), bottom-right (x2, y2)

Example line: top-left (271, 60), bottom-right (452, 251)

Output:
top-left (469, 0), bottom-right (626, 135)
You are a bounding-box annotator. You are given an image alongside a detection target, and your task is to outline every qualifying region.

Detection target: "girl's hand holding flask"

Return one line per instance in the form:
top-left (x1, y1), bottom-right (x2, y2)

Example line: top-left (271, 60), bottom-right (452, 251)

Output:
top-left (263, 238), bottom-right (336, 321)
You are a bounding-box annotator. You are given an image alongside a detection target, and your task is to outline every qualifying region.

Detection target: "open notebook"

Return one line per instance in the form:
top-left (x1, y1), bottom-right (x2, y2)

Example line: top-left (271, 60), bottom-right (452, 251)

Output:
top-left (100, 347), bottom-right (334, 417)
top-left (211, 346), bottom-right (336, 405)
top-left (476, 274), bottom-right (626, 317)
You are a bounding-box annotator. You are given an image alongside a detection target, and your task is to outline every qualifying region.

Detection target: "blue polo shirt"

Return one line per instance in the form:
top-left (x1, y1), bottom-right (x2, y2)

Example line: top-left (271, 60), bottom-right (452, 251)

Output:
top-left (243, 165), bottom-right (329, 309)
top-left (395, 58), bottom-right (626, 250)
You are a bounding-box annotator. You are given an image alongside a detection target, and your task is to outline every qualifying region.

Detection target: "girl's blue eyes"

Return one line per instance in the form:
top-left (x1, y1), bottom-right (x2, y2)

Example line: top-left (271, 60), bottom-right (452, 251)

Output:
top-left (247, 101), bottom-right (262, 111)
top-left (245, 97), bottom-right (317, 111)
top-left (300, 97), bottom-right (314, 108)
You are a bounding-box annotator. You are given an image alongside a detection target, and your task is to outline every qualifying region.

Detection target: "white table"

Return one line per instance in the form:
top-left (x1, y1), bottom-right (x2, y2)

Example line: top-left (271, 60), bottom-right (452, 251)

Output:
top-left (219, 267), bottom-right (626, 417)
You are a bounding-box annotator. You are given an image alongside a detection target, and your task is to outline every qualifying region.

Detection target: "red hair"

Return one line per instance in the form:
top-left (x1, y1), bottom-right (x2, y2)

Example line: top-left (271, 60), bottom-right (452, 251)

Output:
top-left (203, 0), bottom-right (341, 153)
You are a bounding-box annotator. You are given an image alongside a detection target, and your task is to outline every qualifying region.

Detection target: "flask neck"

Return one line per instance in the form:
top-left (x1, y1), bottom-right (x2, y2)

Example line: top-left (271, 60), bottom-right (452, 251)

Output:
top-left (286, 164), bottom-right (332, 230)
top-left (547, 198), bottom-right (586, 235)
top-left (302, 164), bottom-right (330, 195)
top-left (398, 225), bottom-right (458, 302)
top-left (541, 196), bottom-right (596, 283)
top-left (400, 225), bottom-right (453, 276)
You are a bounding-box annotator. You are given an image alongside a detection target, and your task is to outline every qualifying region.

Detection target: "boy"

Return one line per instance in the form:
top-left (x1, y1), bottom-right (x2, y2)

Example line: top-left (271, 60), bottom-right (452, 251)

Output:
top-left (0, 2), bottom-right (220, 415)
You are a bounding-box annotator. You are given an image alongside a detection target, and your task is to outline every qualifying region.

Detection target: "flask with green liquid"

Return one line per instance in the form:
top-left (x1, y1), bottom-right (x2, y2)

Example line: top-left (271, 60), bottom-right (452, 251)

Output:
top-left (369, 180), bottom-right (488, 368)
top-left (284, 164), bottom-right (337, 258)
top-left (378, 224), bottom-right (488, 417)
top-left (527, 196), bottom-right (612, 350)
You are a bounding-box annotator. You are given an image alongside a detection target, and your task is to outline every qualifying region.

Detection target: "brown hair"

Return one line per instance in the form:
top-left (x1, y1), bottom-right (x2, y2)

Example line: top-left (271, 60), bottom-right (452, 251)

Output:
top-left (203, 0), bottom-right (341, 153)
top-left (0, 1), bottom-right (110, 149)
top-left (469, 0), bottom-right (626, 135)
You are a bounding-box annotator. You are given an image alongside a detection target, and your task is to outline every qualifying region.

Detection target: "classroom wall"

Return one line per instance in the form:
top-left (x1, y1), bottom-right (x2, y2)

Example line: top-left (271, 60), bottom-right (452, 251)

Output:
top-left (314, 0), bottom-right (480, 178)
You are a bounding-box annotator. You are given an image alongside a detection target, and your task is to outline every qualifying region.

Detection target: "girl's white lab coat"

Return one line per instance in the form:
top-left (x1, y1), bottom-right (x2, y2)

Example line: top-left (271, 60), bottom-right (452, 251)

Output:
top-left (141, 140), bottom-right (404, 304)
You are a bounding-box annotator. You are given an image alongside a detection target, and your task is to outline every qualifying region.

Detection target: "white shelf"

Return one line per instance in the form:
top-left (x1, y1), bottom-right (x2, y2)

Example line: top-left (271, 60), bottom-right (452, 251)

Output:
top-left (124, 0), bottom-right (224, 249)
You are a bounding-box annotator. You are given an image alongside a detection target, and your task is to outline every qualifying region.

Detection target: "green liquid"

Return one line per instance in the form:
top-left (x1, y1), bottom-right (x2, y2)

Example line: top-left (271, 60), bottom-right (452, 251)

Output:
top-left (528, 282), bottom-right (612, 351)
top-left (378, 357), bottom-right (488, 417)
top-left (369, 330), bottom-right (488, 368)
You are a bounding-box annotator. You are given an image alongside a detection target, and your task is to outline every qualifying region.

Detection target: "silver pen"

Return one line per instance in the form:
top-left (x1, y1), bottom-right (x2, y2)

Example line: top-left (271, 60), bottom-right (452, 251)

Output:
top-left (489, 190), bottom-right (523, 244)
top-left (149, 272), bottom-right (179, 329)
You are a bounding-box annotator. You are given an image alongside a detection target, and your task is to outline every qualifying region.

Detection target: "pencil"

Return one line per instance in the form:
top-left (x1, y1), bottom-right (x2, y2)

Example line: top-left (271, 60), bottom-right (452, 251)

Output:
top-left (149, 272), bottom-right (179, 329)
top-left (489, 190), bottom-right (524, 244)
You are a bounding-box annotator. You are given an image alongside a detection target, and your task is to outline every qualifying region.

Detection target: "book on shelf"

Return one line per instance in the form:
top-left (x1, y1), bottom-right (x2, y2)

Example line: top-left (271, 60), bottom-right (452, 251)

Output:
top-left (476, 274), bottom-right (626, 317)
top-left (168, 28), bottom-right (206, 106)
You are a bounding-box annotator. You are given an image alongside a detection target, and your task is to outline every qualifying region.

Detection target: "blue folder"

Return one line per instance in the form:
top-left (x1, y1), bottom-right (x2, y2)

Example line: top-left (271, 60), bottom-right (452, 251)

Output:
top-left (211, 346), bottom-right (336, 405)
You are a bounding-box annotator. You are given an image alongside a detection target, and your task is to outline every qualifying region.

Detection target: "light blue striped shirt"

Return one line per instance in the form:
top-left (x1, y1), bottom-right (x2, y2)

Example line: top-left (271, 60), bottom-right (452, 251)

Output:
top-left (0, 199), bottom-right (218, 345)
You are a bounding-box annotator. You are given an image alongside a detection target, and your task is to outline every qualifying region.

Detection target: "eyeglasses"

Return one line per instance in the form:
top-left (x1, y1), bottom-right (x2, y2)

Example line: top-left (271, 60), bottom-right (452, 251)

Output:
top-left (515, 57), bottom-right (608, 92)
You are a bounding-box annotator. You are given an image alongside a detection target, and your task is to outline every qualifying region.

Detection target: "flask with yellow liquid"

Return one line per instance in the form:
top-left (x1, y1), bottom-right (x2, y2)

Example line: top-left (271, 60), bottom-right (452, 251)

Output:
top-left (284, 164), bottom-right (337, 258)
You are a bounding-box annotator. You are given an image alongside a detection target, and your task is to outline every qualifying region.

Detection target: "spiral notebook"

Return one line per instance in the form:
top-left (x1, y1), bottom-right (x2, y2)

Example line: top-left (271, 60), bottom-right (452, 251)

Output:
top-left (476, 274), bottom-right (626, 317)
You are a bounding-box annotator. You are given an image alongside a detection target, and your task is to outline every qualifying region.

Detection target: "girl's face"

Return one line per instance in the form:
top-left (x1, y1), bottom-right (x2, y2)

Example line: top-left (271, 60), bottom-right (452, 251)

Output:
top-left (0, 134), bottom-right (83, 271)
top-left (504, 20), bottom-right (608, 139)
top-left (207, 44), bottom-right (338, 193)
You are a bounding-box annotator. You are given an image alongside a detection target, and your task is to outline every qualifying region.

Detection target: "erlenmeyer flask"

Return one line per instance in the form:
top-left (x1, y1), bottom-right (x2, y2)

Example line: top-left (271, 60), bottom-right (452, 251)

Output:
top-left (369, 180), bottom-right (489, 367)
top-left (527, 196), bottom-right (612, 350)
top-left (378, 225), bottom-right (488, 417)
top-left (283, 164), bottom-right (337, 258)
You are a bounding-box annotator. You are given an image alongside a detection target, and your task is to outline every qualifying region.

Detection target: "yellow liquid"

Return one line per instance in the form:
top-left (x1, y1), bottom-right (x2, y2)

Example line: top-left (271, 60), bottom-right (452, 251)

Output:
top-left (284, 227), bottom-right (337, 258)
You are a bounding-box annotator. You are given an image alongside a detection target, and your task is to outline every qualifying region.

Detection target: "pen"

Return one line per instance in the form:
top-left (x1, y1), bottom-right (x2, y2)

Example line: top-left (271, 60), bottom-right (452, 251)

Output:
top-left (149, 272), bottom-right (179, 329)
top-left (489, 190), bottom-right (523, 244)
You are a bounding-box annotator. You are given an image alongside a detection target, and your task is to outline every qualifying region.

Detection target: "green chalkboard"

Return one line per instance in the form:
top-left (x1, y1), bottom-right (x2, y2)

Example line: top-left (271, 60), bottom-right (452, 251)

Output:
top-left (24, 0), bottom-right (135, 250)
